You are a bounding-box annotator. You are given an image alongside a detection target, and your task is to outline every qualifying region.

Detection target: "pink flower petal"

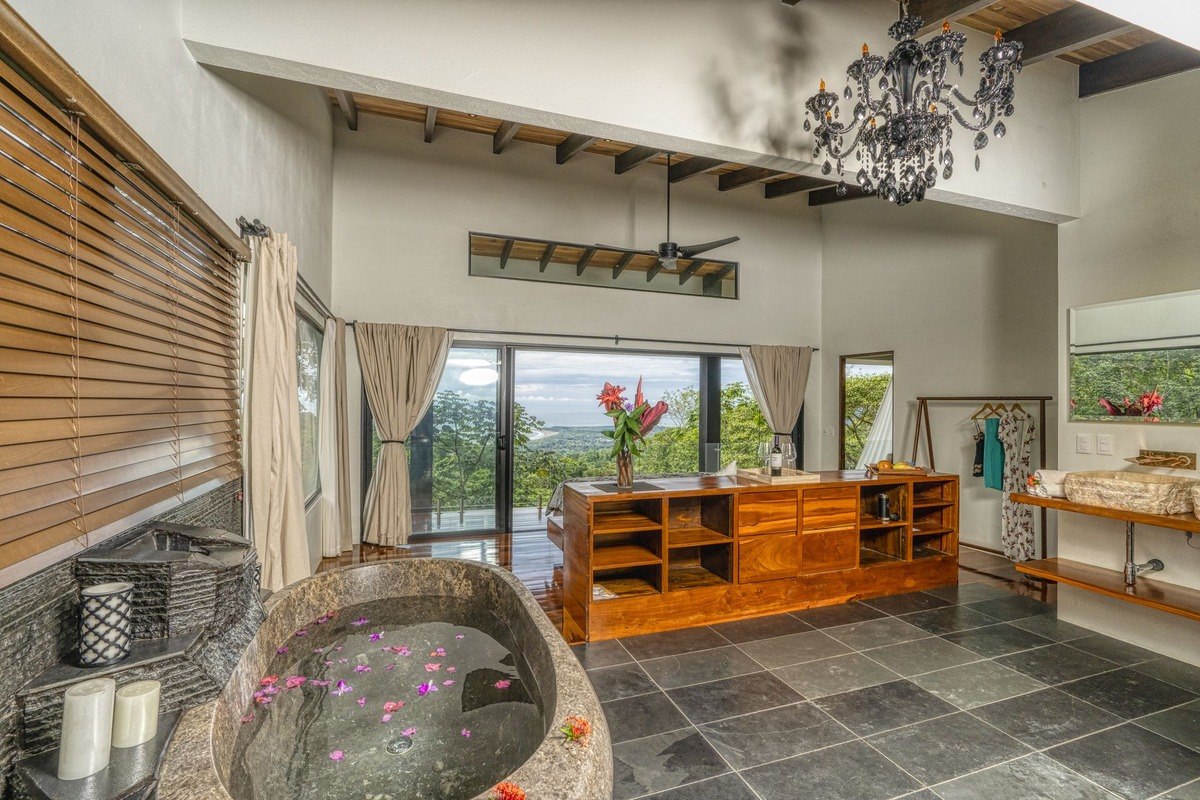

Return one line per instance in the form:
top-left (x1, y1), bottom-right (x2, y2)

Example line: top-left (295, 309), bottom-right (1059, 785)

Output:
top-left (446, 666), bottom-right (457, 674)
top-left (260, 675), bottom-right (279, 686)
top-left (329, 750), bottom-right (344, 762)
top-left (285, 676), bottom-right (307, 689)
top-left (424, 663), bottom-right (440, 672)
top-left (355, 664), bottom-right (372, 673)
top-left (430, 647), bottom-right (446, 657)
top-left (385, 663), bottom-right (396, 671)
top-left (381, 713), bottom-right (392, 722)
top-left (294, 630), bottom-right (308, 637)
top-left (275, 646), bottom-right (289, 655)
top-left (351, 617), bottom-right (369, 626)
top-left (356, 697), bottom-right (366, 708)
top-left (455, 634), bottom-right (465, 640)
top-left (442, 679), bottom-right (455, 686)
top-left (494, 679), bottom-right (511, 689)
top-left (369, 632), bottom-right (383, 642)
top-left (241, 713), bottom-right (255, 724)
top-left (461, 728), bottom-right (471, 738)
top-left (383, 701), bottom-right (404, 713)
top-left (401, 727), bottom-right (417, 737)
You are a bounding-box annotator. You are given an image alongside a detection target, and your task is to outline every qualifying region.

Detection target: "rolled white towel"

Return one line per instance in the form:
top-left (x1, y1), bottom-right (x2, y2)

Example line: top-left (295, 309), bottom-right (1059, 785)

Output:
top-left (1027, 470), bottom-right (1069, 498)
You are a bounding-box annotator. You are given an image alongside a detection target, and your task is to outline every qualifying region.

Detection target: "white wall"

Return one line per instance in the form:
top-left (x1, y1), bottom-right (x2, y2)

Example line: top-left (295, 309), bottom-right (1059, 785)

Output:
top-left (1056, 71), bottom-right (1200, 664)
top-left (7, 0), bottom-right (335, 576)
top-left (181, 0), bottom-right (1081, 223)
top-left (331, 114), bottom-right (825, 541)
top-left (820, 200), bottom-right (1059, 552)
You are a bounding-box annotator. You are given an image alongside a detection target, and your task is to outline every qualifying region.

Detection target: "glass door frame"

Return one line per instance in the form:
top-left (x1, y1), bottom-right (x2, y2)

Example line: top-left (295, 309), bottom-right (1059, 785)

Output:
top-left (838, 350), bottom-right (894, 470)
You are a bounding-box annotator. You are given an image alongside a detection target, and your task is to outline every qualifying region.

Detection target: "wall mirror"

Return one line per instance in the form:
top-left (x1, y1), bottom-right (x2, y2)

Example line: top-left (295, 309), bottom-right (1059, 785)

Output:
top-left (1069, 289), bottom-right (1200, 423)
top-left (468, 232), bottom-right (739, 299)
top-left (839, 351), bottom-right (895, 469)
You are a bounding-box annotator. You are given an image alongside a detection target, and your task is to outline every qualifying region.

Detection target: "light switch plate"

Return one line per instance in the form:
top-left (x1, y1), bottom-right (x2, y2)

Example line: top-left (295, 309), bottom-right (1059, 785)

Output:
top-left (1097, 434), bottom-right (1115, 456)
top-left (1076, 434), bottom-right (1095, 454)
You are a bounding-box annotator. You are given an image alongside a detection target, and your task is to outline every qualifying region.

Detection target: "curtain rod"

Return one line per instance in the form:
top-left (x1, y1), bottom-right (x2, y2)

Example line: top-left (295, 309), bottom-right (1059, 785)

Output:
top-left (238, 216), bottom-right (336, 322)
top-left (344, 321), bottom-right (818, 352)
top-left (914, 395), bottom-right (1053, 402)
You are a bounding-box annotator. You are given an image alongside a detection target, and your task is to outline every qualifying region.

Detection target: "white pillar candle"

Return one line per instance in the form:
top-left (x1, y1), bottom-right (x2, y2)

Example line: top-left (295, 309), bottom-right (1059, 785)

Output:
top-left (111, 680), bottom-right (161, 749)
top-left (57, 678), bottom-right (116, 780)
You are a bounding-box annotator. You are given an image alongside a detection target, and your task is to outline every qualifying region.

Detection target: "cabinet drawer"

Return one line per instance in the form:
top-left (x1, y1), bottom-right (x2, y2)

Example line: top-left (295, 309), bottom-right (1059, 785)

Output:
top-left (738, 532), bottom-right (799, 583)
top-left (802, 487), bottom-right (858, 530)
top-left (738, 491), bottom-right (798, 537)
top-left (799, 527), bottom-right (859, 574)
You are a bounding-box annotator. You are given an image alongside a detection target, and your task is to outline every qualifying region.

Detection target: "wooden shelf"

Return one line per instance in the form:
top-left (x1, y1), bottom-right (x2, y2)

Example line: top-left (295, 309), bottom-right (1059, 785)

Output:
top-left (669, 527), bottom-right (732, 548)
top-left (593, 543), bottom-right (661, 570)
top-left (860, 547), bottom-right (901, 567)
top-left (912, 543), bottom-right (951, 559)
top-left (1011, 493), bottom-right (1200, 534)
top-left (593, 510), bottom-right (661, 533)
top-left (1017, 557), bottom-right (1200, 623)
top-left (913, 500), bottom-right (953, 509)
top-left (860, 517), bottom-right (906, 530)
top-left (593, 575), bottom-right (658, 600)
top-left (912, 525), bottom-right (953, 536)
top-left (668, 563), bottom-right (730, 590)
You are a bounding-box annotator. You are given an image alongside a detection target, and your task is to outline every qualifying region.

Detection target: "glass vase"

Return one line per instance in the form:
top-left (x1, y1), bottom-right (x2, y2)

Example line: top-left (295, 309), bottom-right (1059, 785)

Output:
top-left (616, 447), bottom-right (634, 489)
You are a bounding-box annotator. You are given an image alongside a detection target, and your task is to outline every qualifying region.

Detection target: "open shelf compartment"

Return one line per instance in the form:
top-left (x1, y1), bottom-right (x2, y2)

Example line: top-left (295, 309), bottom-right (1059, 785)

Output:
top-left (593, 497), bottom-right (664, 533)
top-left (860, 526), bottom-right (905, 566)
top-left (859, 482), bottom-right (907, 529)
top-left (593, 564), bottom-right (661, 601)
top-left (666, 493), bottom-right (733, 543)
top-left (911, 493), bottom-right (956, 558)
top-left (667, 544), bottom-right (733, 590)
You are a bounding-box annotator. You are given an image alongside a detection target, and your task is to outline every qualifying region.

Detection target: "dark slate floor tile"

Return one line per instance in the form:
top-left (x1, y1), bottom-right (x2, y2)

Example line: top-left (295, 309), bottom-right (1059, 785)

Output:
top-left (571, 639), bottom-right (632, 669)
top-left (970, 687), bottom-right (1123, 749)
top-left (741, 739), bottom-right (921, 800)
top-left (943, 623), bottom-right (1054, 658)
top-left (1136, 699), bottom-right (1200, 750)
top-left (611, 728), bottom-right (730, 800)
top-left (927, 582), bottom-right (1018, 604)
top-left (994, 643), bottom-right (1120, 685)
top-left (698, 701), bottom-right (853, 770)
top-left (737, 630), bottom-right (851, 669)
top-left (862, 590), bottom-right (954, 615)
top-left (639, 646), bottom-right (761, 690)
top-left (772, 653), bottom-right (899, 699)
top-left (620, 627), bottom-right (729, 661)
top-left (667, 672), bottom-right (803, 725)
top-left (899, 605), bottom-right (1000, 635)
top-left (1059, 667), bottom-right (1198, 719)
top-left (965, 594), bottom-right (1054, 622)
top-left (861, 636), bottom-right (982, 677)
top-left (1162, 780), bottom-right (1200, 800)
top-left (896, 792), bottom-right (941, 800)
top-left (791, 602), bottom-right (887, 629)
top-left (813, 679), bottom-right (957, 736)
top-left (602, 690), bottom-right (690, 744)
top-left (1134, 657), bottom-right (1200, 694)
top-left (1066, 634), bottom-right (1160, 666)
top-left (587, 662), bottom-right (659, 701)
top-left (934, 753), bottom-right (1120, 800)
top-left (1048, 724), bottom-right (1200, 800)
top-left (709, 613), bottom-right (813, 644)
top-left (641, 773), bottom-right (758, 800)
top-left (1007, 615), bottom-right (1093, 642)
top-left (866, 711), bottom-right (1030, 785)
top-left (910, 660), bottom-right (1045, 710)
top-left (824, 617), bottom-right (931, 651)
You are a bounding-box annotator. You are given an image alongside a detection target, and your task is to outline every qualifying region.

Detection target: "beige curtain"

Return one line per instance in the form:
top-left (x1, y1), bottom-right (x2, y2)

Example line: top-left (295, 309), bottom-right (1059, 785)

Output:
top-left (247, 232), bottom-right (311, 590)
top-left (318, 317), bottom-right (352, 557)
top-left (355, 323), bottom-right (451, 546)
top-left (738, 345), bottom-right (814, 443)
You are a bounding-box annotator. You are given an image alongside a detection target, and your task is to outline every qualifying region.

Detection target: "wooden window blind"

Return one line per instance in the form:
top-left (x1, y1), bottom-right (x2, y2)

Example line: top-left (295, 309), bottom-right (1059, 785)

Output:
top-left (0, 52), bottom-right (243, 569)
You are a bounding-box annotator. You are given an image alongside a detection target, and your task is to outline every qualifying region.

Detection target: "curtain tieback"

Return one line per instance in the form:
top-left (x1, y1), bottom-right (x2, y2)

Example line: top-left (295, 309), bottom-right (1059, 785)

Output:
top-left (379, 438), bottom-right (407, 445)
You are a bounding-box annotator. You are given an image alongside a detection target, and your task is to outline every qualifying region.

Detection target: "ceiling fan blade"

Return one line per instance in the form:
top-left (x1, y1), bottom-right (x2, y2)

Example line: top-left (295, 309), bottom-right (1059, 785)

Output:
top-left (679, 236), bottom-right (740, 257)
top-left (595, 243), bottom-right (656, 255)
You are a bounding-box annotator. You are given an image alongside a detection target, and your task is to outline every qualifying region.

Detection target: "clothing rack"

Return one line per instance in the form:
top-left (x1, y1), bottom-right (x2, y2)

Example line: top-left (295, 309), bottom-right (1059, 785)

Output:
top-left (911, 395), bottom-right (1053, 559)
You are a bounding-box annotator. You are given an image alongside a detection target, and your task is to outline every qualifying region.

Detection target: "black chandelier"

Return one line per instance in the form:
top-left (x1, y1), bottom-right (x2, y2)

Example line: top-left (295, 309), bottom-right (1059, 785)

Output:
top-left (804, 1), bottom-right (1023, 205)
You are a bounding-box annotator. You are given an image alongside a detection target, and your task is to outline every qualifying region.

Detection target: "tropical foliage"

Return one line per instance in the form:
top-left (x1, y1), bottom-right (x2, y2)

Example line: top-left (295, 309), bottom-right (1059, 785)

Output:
top-left (841, 372), bottom-right (891, 468)
top-left (1070, 348), bottom-right (1200, 423)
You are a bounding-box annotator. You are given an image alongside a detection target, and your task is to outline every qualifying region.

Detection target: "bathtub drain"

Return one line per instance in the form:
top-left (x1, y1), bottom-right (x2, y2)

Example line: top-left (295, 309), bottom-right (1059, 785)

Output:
top-left (386, 736), bottom-right (415, 755)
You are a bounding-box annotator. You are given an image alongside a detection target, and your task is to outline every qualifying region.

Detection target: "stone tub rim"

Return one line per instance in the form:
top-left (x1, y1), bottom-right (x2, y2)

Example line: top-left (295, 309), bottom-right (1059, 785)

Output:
top-left (157, 557), bottom-right (612, 800)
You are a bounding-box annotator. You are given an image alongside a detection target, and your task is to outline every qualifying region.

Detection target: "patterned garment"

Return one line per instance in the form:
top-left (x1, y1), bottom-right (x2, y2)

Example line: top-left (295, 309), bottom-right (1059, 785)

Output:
top-left (999, 412), bottom-right (1038, 562)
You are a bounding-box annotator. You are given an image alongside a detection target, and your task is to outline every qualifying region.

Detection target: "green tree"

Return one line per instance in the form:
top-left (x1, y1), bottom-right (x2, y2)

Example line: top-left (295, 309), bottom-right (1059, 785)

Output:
top-left (719, 381), bottom-right (772, 468)
top-left (842, 373), bottom-right (891, 468)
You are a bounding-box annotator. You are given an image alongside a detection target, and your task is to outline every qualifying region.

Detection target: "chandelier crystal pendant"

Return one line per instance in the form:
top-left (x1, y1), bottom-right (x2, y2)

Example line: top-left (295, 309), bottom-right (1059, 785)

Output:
top-left (804, 2), bottom-right (1022, 205)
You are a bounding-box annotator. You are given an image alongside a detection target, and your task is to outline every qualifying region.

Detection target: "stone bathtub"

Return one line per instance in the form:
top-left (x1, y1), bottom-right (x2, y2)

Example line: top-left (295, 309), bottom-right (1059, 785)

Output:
top-left (158, 559), bottom-right (611, 800)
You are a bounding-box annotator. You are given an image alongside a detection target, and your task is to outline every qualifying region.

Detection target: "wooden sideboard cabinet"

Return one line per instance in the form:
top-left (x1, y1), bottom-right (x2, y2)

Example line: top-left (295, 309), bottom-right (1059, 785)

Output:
top-left (561, 472), bottom-right (959, 642)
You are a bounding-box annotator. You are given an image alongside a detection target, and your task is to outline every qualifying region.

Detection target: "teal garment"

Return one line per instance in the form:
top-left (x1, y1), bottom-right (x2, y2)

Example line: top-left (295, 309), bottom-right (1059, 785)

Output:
top-left (983, 417), bottom-right (1005, 490)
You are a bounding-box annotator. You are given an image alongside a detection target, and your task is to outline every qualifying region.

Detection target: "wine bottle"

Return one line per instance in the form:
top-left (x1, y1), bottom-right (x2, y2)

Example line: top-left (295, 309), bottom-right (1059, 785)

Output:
top-left (770, 443), bottom-right (783, 477)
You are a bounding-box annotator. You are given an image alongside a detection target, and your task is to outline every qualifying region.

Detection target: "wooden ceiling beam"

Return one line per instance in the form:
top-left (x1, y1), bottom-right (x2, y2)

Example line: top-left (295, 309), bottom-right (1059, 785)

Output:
top-left (1008, 5), bottom-right (1137, 65)
top-left (1079, 39), bottom-right (1200, 98)
top-left (615, 145), bottom-right (662, 175)
top-left (612, 252), bottom-right (635, 279)
top-left (764, 175), bottom-right (832, 199)
top-left (493, 121), bottom-right (521, 154)
top-left (333, 90), bottom-right (358, 131)
top-left (556, 133), bottom-right (597, 165)
top-left (669, 156), bottom-right (727, 183)
top-left (678, 260), bottom-right (707, 285)
top-left (808, 185), bottom-right (874, 206)
top-left (907, 0), bottom-right (996, 34)
top-left (575, 247), bottom-right (597, 276)
top-left (423, 106), bottom-right (437, 143)
top-left (719, 166), bottom-right (782, 192)
top-left (703, 265), bottom-right (734, 294)
top-left (646, 262), bottom-right (664, 281)
top-left (499, 238), bottom-right (514, 269)
top-left (539, 243), bottom-right (557, 273)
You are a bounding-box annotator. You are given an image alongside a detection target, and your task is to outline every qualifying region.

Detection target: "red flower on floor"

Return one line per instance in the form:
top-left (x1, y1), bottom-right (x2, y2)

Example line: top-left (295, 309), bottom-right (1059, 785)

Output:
top-left (560, 714), bottom-right (592, 744)
top-left (493, 782), bottom-right (525, 800)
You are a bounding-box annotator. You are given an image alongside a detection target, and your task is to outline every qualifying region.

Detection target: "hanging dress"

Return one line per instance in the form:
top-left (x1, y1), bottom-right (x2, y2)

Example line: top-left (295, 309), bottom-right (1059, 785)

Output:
top-left (999, 412), bottom-right (1037, 562)
top-left (982, 417), bottom-right (1005, 489)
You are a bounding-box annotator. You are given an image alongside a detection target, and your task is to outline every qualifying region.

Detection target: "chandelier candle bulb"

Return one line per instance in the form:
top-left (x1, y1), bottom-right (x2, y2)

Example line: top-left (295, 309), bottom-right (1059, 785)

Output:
top-left (57, 678), bottom-right (116, 780)
top-left (111, 680), bottom-right (161, 748)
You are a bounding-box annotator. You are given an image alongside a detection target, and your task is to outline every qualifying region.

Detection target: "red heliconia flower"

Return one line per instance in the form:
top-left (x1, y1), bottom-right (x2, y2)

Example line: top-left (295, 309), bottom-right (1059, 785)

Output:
top-left (634, 376), bottom-right (646, 409)
top-left (1098, 397), bottom-right (1121, 416)
top-left (492, 782), bottom-right (526, 800)
top-left (640, 400), bottom-right (669, 436)
top-left (596, 382), bottom-right (626, 412)
top-left (1141, 389), bottom-right (1164, 414)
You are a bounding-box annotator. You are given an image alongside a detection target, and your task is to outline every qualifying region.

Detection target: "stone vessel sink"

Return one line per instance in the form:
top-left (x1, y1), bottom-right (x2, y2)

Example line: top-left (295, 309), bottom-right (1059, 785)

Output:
top-left (157, 558), bottom-right (611, 800)
top-left (1065, 470), bottom-right (1199, 515)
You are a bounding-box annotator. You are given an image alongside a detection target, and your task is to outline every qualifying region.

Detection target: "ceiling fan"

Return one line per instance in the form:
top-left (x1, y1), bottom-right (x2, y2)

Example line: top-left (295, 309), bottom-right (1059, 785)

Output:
top-left (598, 152), bottom-right (740, 270)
